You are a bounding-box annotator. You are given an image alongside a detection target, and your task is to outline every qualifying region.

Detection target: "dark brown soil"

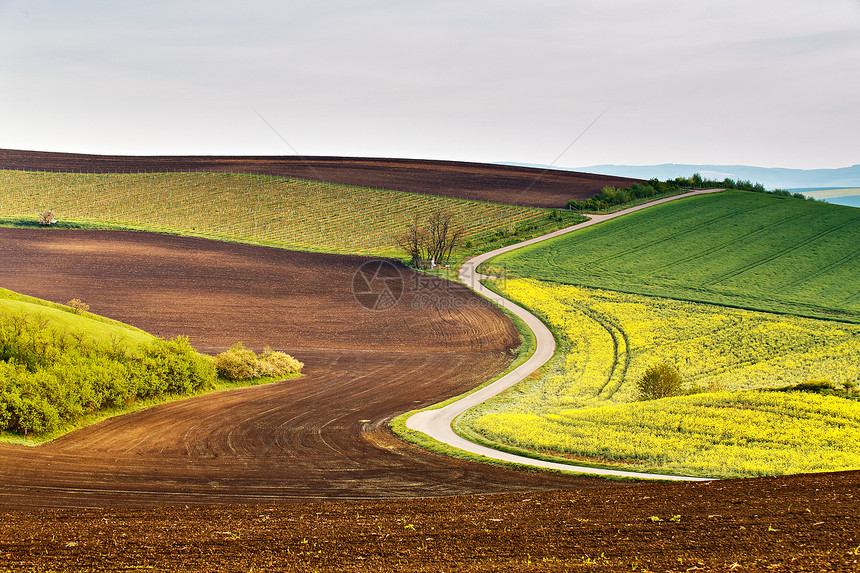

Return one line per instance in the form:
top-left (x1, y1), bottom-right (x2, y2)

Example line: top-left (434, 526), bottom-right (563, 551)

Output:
top-left (0, 148), bottom-right (641, 208)
top-left (1, 473), bottom-right (858, 572)
top-left (1, 229), bottom-right (857, 571)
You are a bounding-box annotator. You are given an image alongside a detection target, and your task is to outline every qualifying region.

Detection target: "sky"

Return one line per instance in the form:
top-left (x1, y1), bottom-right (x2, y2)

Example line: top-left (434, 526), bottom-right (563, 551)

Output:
top-left (1, 1), bottom-right (859, 170)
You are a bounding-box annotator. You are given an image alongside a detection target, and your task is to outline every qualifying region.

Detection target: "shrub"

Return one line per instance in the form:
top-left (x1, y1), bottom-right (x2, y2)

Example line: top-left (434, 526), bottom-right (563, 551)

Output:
top-left (214, 343), bottom-right (303, 381)
top-left (261, 348), bottom-right (304, 377)
top-left (0, 384), bottom-right (13, 430)
top-left (67, 299), bottom-right (90, 314)
top-left (214, 342), bottom-right (261, 381)
top-left (636, 363), bottom-right (684, 401)
top-left (140, 336), bottom-right (216, 395)
top-left (9, 395), bottom-right (61, 435)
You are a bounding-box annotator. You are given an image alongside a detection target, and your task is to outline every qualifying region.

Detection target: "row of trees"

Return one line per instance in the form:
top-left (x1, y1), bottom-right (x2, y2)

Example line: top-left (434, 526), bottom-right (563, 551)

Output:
top-left (566, 175), bottom-right (809, 212)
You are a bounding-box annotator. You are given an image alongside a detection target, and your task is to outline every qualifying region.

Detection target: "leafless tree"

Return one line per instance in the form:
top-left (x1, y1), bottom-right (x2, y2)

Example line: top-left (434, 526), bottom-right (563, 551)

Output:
top-left (396, 214), bottom-right (426, 268)
top-left (396, 209), bottom-right (463, 268)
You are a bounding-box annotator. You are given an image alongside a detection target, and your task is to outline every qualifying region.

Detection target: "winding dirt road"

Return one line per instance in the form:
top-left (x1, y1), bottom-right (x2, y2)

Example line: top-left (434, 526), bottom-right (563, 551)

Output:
top-left (407, 190), bottom-right (724, 479)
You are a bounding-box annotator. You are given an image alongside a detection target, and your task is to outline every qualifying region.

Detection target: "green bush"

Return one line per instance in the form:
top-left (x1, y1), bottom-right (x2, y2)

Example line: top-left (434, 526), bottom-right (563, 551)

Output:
top-left (214, 342), bottom-right (261, 381)
top-left (214, 343), bottom-right (303, 381)
top-left (636, 363), bottom-right (684, 401)
top-left (6, 393), bottom-right (60, 435)
top-left (0, 313), bottom-right (216, 436)
top-left (141, 336), bottom-right (216, 395)
top-left (260, 348), bottom-right (304, 377)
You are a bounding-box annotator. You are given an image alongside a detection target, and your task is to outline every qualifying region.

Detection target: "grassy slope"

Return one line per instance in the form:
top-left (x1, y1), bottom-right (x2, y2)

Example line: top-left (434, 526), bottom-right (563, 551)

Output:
top-left (0, 287), bottom-right (153, 347)
top-left (0, 170), bottom-right (582, 258)
top-left (485, 191), bottom-right (860, 322)
top-left (0, 289), bottom-right (296, 445)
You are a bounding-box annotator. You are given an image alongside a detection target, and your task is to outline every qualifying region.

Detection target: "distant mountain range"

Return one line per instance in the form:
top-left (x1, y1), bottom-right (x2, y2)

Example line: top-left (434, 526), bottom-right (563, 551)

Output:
top-left (569, 163), bottom-right (860, 191)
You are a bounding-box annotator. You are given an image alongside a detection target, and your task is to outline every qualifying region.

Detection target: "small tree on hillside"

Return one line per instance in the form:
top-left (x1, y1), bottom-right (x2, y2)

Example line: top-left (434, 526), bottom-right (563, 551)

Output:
top-left (67, 299), bottom-right (90, 315)
top-left (38, 210), bottom-right (58, 226)
top-left (396, 209), bottom-right (463, 268)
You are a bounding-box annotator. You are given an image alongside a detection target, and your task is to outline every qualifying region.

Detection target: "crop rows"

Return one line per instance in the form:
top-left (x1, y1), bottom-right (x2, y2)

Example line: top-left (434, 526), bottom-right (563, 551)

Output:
top-left (489, 190), bottom-right (860, 321)
top-left (0, 170), bottom-right (549, 255)
top-left (460, 278), bottom-right (860, 477)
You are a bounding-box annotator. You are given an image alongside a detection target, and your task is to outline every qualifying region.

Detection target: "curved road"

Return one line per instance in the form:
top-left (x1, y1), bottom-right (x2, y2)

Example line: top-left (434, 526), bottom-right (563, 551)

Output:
top-left (406, 189), bottom-right (723, 481)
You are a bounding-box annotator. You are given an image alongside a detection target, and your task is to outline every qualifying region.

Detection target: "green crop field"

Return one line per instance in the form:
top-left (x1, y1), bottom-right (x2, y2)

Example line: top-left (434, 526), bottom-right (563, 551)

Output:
top-left (457, 279), bottom-right (860, 478)
top-left (0, 170), bottom-right (571, 257)
top-left (483, 190), bottom-right (860, 321)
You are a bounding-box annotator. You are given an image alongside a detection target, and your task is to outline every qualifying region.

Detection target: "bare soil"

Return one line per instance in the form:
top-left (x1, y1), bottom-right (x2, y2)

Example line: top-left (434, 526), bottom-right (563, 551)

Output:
top-left (0, 149), bottom-right (641, 208)
top-left (1, 473), bottom-right (858, 572)
top-left (1, 230), bottom-right (858, 571)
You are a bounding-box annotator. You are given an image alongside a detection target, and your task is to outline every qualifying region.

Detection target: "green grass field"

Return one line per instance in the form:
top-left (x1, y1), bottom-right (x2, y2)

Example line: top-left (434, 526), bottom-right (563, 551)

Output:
top-left (483, 190), bottom-right (860, 321)
top-left (0, 169), bottom-right (578, 257)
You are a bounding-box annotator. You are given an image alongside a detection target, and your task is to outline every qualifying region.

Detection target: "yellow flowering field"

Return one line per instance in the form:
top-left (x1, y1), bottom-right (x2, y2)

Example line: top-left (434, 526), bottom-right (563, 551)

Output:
top-left (460, 278), bottom-right (860, 477)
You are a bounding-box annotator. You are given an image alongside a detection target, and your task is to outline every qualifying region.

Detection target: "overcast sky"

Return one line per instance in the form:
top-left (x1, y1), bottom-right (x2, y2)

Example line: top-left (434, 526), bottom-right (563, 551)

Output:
top-left (1, 1), bottom-right (859, 169)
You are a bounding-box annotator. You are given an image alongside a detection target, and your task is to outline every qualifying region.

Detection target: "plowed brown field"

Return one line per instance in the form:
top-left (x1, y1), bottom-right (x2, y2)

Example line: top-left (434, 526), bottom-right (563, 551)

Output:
top-left (0, 149), bottom-right (641, 208)
top-left (0, 228), bottom-right (595, 508)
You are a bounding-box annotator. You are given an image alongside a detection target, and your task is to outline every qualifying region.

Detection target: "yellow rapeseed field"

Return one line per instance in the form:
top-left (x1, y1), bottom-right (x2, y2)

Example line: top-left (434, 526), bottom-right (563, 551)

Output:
top-left (461, 279), bottom-right (860, 477)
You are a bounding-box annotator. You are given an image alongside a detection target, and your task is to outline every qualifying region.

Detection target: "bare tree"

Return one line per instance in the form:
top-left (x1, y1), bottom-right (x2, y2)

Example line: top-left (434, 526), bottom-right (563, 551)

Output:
top-left (426, 209), bottom-right (463, 266)
top-left (396, 214), bottom-right (426, 268)
top-left (396, 210), bottom-right (463, 268)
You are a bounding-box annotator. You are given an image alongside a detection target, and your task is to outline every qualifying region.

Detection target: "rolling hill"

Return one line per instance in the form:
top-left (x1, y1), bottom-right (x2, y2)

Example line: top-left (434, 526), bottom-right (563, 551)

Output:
top-left (485, 190), bottom-right (860, 321)
top-left (0, 149), bottom-right (640, 208)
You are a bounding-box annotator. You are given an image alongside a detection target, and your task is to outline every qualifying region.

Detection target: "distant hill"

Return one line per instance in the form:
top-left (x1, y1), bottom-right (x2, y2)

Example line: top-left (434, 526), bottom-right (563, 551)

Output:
top-left (570, 163), bottom-right (860, 190)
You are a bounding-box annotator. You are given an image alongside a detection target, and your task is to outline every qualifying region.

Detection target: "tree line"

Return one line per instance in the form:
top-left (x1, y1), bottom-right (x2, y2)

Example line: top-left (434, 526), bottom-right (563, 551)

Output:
top-left (566, 174), bottom-right (814, 212)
